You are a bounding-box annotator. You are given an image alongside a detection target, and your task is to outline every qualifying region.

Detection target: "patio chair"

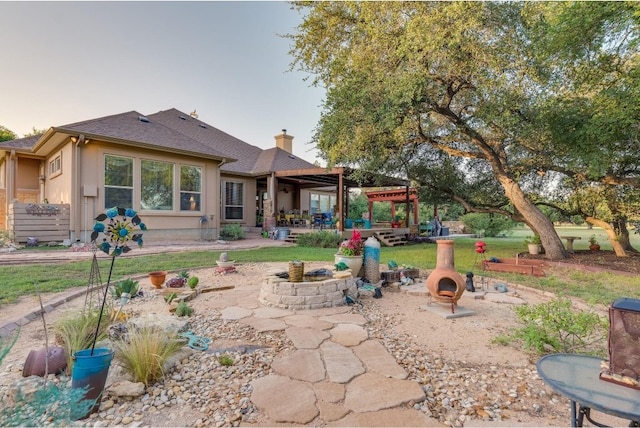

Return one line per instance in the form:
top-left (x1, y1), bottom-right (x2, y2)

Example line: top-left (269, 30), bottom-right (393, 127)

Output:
top-left (312, 213), bottom-right (325, 229)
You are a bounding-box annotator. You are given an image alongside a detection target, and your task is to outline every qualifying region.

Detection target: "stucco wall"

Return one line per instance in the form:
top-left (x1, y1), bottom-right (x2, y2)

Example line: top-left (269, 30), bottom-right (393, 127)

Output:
top-left (70, 141), bottom-right (225, 242)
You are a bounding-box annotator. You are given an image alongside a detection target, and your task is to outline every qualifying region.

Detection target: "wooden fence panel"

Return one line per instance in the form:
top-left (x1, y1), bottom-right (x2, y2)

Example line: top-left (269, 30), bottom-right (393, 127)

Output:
top-left (8, 203), bottom-right (71, 243)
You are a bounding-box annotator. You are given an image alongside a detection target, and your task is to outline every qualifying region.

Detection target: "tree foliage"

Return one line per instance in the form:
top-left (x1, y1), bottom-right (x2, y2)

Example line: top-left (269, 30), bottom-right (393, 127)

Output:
top-left (288, 1), bottom-right (640, 259)
top-left (0, 125), bottom-right (17, 142)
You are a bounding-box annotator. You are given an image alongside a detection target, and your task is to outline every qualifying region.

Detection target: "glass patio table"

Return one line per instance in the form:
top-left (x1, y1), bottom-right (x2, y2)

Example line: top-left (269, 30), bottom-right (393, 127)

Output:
top-left (537, 353), bottom-right (640, 427)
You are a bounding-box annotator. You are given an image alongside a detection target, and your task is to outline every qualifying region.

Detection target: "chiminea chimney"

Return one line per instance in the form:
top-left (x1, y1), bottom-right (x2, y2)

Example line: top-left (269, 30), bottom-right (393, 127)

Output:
top-left (274, 129), bottom-right (293, 153)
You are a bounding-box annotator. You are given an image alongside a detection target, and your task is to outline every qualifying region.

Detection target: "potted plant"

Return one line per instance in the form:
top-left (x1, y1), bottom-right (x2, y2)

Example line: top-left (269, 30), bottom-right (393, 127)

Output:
top-left (525, 234), bottom-right (542, 255)
top-left (589, 235), bottom-right (601, 251)
top-left (71, 206), bottom-right (146, 419)
top-left (111, 278), bottom-right (139, 305)
top-left (335, 229), bottom-right (364, 275)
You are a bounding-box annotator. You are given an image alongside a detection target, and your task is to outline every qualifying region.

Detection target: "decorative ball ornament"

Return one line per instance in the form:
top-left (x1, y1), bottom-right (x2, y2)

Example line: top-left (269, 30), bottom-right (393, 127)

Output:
top-left (475, 241), bottom-right (487, 254)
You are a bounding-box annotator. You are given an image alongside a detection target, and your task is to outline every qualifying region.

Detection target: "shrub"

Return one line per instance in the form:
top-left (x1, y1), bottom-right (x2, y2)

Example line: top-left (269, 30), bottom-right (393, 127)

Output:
top-left (164, 292), bottom-right (178, 304)
top-left (296, 231), bottom-right (342, 248)
top-left (493, 297), bottom-right (608, 357)
top-left (220, 224), bottom-right (245, 241)
top-left (460, 213), bottom-right (517, 237)
top-left (176, 301), bottom-right (194, 317)
top-left (114, 327), bottom-right (183, 386)
top-left (217, 354), bottom-right (234, 366)
top-left (53, 310), bottom-right (111, 373)
top-left (187, 276), bottom-right (199, 289)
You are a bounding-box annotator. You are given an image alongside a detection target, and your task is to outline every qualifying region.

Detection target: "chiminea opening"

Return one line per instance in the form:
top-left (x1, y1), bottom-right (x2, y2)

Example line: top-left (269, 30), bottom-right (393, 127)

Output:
top-left (426, 240), bottom-right (465, 313)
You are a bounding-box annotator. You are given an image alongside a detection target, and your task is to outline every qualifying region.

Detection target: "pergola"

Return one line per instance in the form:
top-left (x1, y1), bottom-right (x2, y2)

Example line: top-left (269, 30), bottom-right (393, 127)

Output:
top-left (365, 188), bottom-right (419, 227)
top-left (272, 166), bottom-right (410, 231)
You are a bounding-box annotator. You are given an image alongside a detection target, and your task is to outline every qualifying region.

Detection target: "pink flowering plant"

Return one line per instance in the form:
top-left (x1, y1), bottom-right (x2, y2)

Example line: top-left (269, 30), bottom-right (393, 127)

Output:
top-left (339, 229), bottom-right (364, 257)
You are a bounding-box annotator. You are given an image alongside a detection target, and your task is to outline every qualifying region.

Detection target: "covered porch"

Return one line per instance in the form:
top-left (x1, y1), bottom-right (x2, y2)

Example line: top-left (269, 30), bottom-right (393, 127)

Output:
top-left (255, 166), bottom-right (411, 233)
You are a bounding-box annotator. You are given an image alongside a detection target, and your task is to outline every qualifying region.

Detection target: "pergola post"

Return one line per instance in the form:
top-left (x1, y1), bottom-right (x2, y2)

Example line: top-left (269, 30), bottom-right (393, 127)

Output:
top-left (338, 172), bottom-right (344, 232)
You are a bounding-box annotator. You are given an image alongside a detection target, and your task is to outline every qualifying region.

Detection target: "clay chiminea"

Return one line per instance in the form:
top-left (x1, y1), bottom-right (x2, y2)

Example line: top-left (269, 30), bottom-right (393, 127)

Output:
top-left (425, 240), bottom-right (466, 313)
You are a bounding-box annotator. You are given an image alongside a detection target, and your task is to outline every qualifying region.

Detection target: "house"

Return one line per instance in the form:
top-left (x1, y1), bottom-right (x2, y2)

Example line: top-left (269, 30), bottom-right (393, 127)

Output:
top-left (0, 108), bottom-right (408, 243)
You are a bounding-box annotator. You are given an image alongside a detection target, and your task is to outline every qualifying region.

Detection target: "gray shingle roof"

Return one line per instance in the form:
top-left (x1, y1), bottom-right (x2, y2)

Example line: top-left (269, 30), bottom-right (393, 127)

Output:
top-left (0, 135), bottom-right (41, 151)
top-left (148, 108), bottom-right (315, 175)
top-left (1, 108), bottom-right (316, 176)
top-left (55, 110), bottom-right (230, 160)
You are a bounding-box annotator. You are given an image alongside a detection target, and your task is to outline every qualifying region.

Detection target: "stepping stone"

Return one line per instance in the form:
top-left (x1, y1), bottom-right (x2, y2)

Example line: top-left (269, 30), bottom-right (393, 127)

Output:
top-left (286, 326), bottom-right (330, 349)
top-left (344, 372), bottom-right (426, 413)
top-left (352, 340), bottom-right (408, 379)
top-left (321, 341), bottom-right (364, 383)
top-left (271, 349), bottom-right (325, 382)
top-left (251, 374), bottom-right (318, 424)
top-left (330, 323), bottom-right (368, 347)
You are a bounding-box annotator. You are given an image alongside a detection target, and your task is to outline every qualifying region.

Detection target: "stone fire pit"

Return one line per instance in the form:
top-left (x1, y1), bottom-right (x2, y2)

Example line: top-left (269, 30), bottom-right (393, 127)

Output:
top-left (259, 273), bottom-right (357, 310)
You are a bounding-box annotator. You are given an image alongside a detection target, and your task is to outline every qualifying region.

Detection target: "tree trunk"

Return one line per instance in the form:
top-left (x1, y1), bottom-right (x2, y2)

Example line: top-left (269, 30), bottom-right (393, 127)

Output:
top-left (612, 217), bottom-right (638, 254)
top-left (498, 176), bottom-right (568, 260)
top-left (587, 217), bottom-right (630, 257)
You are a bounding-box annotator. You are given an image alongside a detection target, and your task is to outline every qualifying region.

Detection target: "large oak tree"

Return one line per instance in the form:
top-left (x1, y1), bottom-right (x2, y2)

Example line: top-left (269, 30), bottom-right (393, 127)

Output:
top-left (288, 1), bottom-right (640, 259)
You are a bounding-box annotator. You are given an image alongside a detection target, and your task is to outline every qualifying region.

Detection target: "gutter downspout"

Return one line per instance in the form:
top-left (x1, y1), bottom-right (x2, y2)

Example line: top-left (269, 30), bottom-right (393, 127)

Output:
top-left (8, 150), bottom-right (16, 203)
top-left (73, 135), bottom-right (85, 242)
top-left (216, 158), bottom-right (228, 236)
top-left (6, 151), bottom-right (16, 231)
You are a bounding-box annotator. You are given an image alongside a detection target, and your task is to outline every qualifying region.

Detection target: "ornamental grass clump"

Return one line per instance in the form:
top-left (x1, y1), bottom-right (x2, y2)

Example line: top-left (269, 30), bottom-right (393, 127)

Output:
top-left (53, 310), bottom-right (110, 373)
top-left (338, 229), bottom-right (364, 256)
top-left (114, 327), bottom-right (183, 386)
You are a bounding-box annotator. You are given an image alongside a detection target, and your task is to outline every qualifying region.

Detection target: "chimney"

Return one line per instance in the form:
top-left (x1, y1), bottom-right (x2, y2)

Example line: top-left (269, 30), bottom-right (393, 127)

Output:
top-left (274, 129), bottom-right (293, 153)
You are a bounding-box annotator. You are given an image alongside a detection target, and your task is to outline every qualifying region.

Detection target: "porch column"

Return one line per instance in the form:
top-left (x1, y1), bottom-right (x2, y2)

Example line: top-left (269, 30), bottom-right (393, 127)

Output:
top-left (391, 203), bottom-right (396, 220)
top-left (413, 197), bottom-right (419, 225)
top-left (344, 187), bottom-right (349, 226)
top-left (368, 201), bottom-right (373, 224)
top-left (405, 185), bottom-right (410, 227)
top-left (338, 172), bottom-right (344, 232)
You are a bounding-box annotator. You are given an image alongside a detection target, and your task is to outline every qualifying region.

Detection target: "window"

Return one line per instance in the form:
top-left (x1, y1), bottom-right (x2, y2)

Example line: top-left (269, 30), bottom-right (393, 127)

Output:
top-left (104, 155), bottom-right (133, 208)
top-left (310, 192), bottom-right (336, 214)
top-left (225, 181), bottom-right (244, 220)
top-left (49, 153), bottom-right (62, 177)
top-left (180, 165), bottom-right (202, 211)
top-left (141, 159), bottom-right (173, 210)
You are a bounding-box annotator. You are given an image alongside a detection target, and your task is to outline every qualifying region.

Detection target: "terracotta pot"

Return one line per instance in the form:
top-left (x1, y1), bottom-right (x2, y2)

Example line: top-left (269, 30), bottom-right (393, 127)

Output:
top-left (23, 346), bottom-right (68, 377)
top-left (149, 271), bottom-right (167, 288)
top-left (590, 244), bottom-right (601, 251)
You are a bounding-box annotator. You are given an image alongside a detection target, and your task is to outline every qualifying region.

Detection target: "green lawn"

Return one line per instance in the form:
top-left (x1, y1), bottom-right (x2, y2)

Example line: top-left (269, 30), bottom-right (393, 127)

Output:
top-left (1, 226), bottom-right (638, 306)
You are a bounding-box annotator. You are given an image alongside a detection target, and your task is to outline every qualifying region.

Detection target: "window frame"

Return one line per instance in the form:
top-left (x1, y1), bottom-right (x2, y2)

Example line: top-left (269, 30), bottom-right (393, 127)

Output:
top-left (224, 180), bottom-right (244, 221)
top-left (140, 158), bottom-right (174, 211)
top-left (104, 154), bottom-right (134, 209)
top-left (179, 164), bottom-right (202, 212)
top-left (48, 152), bottom-right (62, 178)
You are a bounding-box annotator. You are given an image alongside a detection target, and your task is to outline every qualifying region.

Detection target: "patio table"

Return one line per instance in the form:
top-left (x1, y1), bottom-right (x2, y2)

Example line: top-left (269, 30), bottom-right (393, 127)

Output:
top-left (537, 353), bottom-right (640, 427)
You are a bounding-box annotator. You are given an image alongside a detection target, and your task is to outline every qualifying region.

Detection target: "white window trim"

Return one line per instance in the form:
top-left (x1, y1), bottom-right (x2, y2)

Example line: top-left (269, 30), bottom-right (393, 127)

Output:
top-left (49, 152), bottom-right (62, 179)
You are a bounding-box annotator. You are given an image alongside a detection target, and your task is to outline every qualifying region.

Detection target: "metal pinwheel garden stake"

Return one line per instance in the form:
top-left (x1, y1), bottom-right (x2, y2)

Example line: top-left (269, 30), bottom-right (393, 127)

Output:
top-left (89, 207), bottom-right (146, 354)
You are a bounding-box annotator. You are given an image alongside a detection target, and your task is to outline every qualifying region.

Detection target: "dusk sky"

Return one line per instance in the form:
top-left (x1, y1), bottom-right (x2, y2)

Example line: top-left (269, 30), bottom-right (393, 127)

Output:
top-left (1, 1), bottom-right (326, 163)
